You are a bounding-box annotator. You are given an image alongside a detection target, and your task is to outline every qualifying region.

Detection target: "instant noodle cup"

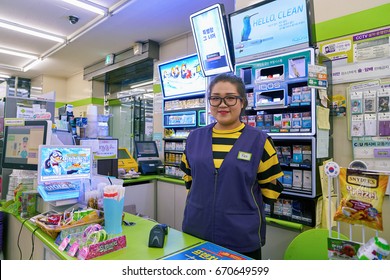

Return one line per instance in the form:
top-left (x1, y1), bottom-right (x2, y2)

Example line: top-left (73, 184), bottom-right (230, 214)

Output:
top-left (334, 168), bottom-right (388, 231)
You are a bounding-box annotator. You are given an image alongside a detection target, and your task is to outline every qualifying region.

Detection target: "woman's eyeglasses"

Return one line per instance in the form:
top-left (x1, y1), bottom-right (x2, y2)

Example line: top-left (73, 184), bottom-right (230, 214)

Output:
top-left (208, 96), bottom-right (242, 107)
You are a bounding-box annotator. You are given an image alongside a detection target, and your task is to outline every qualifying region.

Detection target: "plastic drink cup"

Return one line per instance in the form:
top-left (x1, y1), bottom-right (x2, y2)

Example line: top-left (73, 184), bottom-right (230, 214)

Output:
top-left (103, 197), bottom-right (124, 235)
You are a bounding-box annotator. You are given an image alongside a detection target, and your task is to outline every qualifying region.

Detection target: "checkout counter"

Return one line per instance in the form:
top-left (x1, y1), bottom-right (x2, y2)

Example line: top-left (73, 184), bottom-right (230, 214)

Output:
top-left (3, 210), bottom-right (204, 260)
top-left (2, 174), bottom-right (305, 260)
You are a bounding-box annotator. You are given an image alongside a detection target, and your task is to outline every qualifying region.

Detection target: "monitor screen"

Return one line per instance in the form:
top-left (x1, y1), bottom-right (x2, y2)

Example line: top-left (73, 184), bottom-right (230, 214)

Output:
top-left (38, 145), bottom-right (92, 183)
top-left (56, 130), bottom-right (75, 145)
top-left (118, 148), bottom-right (131, 159)
top-left (229, 0), bottom-right (312, 63)
top-left (1, 120), bottom-right (51, 170)
top-left (158, 54), bottom-right (207, 100)
top-left (134, 141), bottom-right (159, 159)
top-left (198, 110), bottom-right (206, 126)
top-left (190, 4), bottom-right (234, 77)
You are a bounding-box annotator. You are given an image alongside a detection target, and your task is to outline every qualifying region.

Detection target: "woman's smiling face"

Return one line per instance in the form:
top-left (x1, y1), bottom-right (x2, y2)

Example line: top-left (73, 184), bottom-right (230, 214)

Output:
top-left (209, 81), bottom-right (244, 130)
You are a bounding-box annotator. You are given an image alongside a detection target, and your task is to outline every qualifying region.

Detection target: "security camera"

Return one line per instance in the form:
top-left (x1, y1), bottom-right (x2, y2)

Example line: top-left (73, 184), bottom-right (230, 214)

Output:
top-left (68, 15), bottom-right (79, 24)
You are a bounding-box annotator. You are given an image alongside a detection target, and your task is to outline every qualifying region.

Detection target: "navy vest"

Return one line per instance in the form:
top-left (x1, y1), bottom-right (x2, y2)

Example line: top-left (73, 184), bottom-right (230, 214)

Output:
top-left (182, 123), bottom-right (268, 252)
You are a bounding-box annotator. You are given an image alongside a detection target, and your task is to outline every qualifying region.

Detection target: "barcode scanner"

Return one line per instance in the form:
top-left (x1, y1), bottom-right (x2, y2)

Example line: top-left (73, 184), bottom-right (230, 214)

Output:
top-left (148, 224), bottom-right (168, 248)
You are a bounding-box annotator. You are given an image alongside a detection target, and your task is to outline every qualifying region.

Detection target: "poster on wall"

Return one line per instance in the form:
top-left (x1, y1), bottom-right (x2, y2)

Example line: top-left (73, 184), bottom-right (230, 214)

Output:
top-left (318, 26), bottom-right (390, 84)
top-left (318, 26), bottom-right (390, 64)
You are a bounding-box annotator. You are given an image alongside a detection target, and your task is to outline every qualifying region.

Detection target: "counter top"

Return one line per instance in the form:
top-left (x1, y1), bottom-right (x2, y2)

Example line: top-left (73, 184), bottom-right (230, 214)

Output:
top-left (6, 211), bottom-right (203, 260)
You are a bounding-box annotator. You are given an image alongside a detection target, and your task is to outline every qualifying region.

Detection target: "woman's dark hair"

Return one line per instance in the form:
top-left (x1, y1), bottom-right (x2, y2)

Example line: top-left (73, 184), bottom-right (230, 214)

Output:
top-left (208, 73), bottom-right (248, 111)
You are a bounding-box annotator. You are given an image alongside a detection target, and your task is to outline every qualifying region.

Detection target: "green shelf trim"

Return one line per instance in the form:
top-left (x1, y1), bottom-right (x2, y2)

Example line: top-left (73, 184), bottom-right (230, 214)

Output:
top-left (55, 97), bottom-right (104, 108)
top-left (266, 217), bottom-right (304, 231)
top-left (157, 176), bottom-right (185, 185)
top-left (153, 83), bottom-right (161, 93)
top-left (122, 175), bottom-right (157, 184)
top-left (314, 4), bottom-right (390, 42)
top-left (55, 101), bottom-right (67, 108)
top-left (108, 99), bottom-right (121, 106)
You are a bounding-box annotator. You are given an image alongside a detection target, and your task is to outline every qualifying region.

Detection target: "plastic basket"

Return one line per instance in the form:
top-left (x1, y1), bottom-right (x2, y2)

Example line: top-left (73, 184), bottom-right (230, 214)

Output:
top-left (35, 210), bottom-right (104, 239)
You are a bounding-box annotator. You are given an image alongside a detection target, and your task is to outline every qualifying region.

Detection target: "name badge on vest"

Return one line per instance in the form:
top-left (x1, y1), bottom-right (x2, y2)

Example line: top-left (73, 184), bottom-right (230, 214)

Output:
top-left (237, 151), bottom-right (252, 161)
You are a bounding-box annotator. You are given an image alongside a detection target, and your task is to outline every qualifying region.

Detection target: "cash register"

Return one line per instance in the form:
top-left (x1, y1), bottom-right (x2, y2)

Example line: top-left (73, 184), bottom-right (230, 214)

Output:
top-left (134, 141), bottom-right (162, 175)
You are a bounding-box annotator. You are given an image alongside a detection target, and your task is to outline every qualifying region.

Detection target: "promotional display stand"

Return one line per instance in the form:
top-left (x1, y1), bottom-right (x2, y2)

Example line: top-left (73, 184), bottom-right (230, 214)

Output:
top-left (324, 161), bottom-right (390, 260)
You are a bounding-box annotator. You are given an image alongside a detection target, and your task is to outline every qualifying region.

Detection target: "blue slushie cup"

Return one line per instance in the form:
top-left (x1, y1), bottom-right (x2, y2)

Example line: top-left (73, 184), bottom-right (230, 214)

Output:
top-left (103, 197), bottom-right (124, 235)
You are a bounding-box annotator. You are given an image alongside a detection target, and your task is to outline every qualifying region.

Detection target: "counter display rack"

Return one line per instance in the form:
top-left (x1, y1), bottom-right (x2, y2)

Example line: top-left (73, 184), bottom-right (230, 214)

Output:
top-left (236, 47), bottom-right (332, 200)
top-left (162, 96), bottom-right (205, 179)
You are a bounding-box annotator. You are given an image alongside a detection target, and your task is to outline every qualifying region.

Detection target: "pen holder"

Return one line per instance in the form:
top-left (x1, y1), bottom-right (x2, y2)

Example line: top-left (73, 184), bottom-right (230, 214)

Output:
top-left (103, 197), bottom-right (124, 235)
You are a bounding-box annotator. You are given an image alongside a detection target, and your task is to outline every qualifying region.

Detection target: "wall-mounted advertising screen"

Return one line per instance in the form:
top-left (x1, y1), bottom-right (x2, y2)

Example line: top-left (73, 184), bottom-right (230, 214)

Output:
top-left (158, 54), bottom-right (206, 100)
top-left (229, 0), bottom-right (312, 63)
top-left (190, 4), bottom-right (234, 77)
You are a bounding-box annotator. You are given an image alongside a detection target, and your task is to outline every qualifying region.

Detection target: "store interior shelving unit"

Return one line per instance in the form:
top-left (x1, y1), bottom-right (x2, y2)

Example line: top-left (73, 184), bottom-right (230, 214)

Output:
top-left (236, 48), bottom-right (333, 227)
top-left (162, 97), bottom-right (205, 178)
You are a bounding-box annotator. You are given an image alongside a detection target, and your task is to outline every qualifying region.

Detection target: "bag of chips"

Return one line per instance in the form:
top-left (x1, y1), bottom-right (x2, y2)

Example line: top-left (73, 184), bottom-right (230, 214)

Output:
top-left (334, 168), bottom-right (388, 231)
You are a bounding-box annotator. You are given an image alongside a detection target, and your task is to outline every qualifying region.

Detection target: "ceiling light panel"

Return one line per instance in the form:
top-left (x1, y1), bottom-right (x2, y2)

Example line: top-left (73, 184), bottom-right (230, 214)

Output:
top-left (0, 48), bottom-right (39, 60)
top-left (62, 0), bottom-right (108, 15)
top-left (0, 54), bottom-right (32, 69)
top-left (0, 73), bottom-right (11, 79)
top-left (0, 19), bottom-right (65, 42)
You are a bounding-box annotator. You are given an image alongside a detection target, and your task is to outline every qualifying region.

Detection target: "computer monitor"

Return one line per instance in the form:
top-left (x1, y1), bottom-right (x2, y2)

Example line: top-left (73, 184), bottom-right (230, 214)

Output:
top-left (1, 120), bottom-right (51, 170)
top-left (56, 130), bottom-right (75, 145)
top-left (134, 141), bottom-right (159, 160)
top-left (37, 145), bottom-right (92, 183)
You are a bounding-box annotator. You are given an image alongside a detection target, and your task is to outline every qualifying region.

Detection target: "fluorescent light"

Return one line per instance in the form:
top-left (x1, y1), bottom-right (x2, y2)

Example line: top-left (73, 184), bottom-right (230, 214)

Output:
top-left (0, 47), bottom-right (38, 59)
top-left (0, 19), bottom-right (65, 43)
top-left (130, 80), bottom-right (154, 89)
top-left (63, 0), bottom-right (108, 15)
top-left (0, 73), bottom-right (11, 79)
top-left (0, 64), bottom-right (22, 71)
top-left (23, 59), bottom-right (42, 72)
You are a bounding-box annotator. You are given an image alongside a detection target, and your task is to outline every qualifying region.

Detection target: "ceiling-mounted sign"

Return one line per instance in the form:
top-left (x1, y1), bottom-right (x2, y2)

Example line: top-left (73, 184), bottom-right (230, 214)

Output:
top-left (105, 54), bottom-right (115, 65)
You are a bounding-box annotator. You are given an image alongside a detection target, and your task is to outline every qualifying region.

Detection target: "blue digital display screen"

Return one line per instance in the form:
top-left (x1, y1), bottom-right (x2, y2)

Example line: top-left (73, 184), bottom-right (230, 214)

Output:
top-left (229, 0), bottom-right (311, 63)
top-left (158, 54), bottom-right (206, 100)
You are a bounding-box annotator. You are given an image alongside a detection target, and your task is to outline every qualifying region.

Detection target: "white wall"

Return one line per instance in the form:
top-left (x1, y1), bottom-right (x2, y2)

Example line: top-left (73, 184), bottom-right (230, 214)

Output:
top-left (41, 75), bottom-right (67, 103)
top-left (65, 72), bottom-right (92, 102)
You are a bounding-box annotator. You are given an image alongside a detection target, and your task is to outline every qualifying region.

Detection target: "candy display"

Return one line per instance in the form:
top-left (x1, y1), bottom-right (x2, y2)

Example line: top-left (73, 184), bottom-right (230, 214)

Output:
top-left (33, 208), bottom-right (104, 238)
top-left (54, 222), bottom-right (126, 260)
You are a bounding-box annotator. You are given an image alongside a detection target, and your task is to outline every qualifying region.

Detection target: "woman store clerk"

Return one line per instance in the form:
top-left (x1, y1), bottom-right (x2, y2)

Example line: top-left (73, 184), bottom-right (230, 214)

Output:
top-left (180, 73), bottom-right (284, 260)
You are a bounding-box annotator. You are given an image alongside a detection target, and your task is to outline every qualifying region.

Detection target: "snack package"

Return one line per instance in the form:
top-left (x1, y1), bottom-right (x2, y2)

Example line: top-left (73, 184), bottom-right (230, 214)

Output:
top-left (334, 168), bottom-right (388, 231)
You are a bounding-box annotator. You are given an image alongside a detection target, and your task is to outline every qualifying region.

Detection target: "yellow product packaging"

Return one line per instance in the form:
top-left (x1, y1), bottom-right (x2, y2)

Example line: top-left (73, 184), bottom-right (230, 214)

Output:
top-left (334, 168), bottom-right (388, 231)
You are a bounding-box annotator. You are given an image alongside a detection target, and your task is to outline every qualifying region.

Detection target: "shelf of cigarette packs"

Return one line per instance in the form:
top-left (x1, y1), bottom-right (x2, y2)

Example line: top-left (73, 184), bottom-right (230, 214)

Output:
top-left (243, 85), bottom-right (315, 137)
top-left (274, 137), bottom-right (323, 198)
top-left (163, 129), bottom-right (190, 179)
top-left (243, 89), bottom-right (321, 199)
top-left (264, 193), bottom-right (319, 227)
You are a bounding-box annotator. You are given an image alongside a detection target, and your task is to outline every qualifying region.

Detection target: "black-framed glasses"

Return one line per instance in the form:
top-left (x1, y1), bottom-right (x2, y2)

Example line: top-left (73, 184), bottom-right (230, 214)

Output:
top-left (208, 96), bottom-right (243, 107)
